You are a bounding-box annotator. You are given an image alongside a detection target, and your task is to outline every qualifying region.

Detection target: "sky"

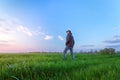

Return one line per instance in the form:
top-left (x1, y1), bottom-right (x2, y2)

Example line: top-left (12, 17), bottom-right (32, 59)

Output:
top-left (0, 0), bottom-right (120, 52)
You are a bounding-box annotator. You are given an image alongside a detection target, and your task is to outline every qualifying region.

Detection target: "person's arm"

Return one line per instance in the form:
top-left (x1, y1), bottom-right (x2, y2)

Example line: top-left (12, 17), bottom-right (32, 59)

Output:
top-left (66, 35), bottom-right (71, 46)
top-left (73, 37), bottom-right (75, 45)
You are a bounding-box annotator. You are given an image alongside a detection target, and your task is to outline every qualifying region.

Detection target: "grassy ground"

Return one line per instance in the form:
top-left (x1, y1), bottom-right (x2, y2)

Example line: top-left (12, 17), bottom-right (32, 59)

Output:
top-left (0, 53), bottom-right (120, 80)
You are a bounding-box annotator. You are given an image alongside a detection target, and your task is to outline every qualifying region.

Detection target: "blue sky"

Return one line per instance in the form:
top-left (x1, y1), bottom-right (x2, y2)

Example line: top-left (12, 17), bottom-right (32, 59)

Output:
top-left (0, 0), bottom-right (120, 52)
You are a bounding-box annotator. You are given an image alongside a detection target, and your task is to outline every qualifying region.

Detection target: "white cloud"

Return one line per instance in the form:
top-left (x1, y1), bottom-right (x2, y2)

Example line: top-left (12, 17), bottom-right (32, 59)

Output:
top-left (80, 45), bottom-right (95, 48)
top-left (0, 15), bottom-right (56, 52)
top-left (0, 15), bottom-right (33, 37)
top-left (0, 15), bottom-right (54, 43)
top-left (34, 30), bottom-right (46, 36)
top-left (0, 16), bottom-right (17, 46)
top-left (113, 26), bottom-right (120, 31)
top-left (102, 35), bottom-right (120, 51)
top-left (103, 35), bottom-right (120, 44)
top-left (17, 25), bottom-right (33, 36)
top-left (58, 35), bottom-right (64, 41)
top-left (34, 26), bottom-right (54, 40)
top-left (44, 35), bottom-right (53, 40)
top-left (17, 26), bottom-right (54, 40)
top-left (0, 15), bottom-right (20, 28)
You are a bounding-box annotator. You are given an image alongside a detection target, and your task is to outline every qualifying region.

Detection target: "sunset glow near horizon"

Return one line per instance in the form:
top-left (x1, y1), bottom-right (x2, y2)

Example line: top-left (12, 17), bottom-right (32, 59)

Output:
top-left (0, 0), bottom-right (120, 52)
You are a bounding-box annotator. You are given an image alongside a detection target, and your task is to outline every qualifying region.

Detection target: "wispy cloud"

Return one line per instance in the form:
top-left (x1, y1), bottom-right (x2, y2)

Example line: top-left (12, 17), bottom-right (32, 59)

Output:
top-left (0, 16), bottom-right (17, 47)
top-left (34, 26), bottom-right (54, 40)
top-left (0, 40), bottom-right (9, 45)
top-left (0, 16), bottom-right (54, 40)
top-left (58, 35), bottom-right (64, 41)
top-left (80, 45), bottom-right (95, 48)
top-left (106, 44), bottom-right (120, 48)
top-left (103, 35), bottom-right (120, 44)
top-left (102, 35), bottom-right (120, 50)
top-left (17, 25), bottom-right (54, 40)
top-left (17, 25), bottom-right (33, 36)
top-left (0, 15), bottom-right (37, 51)
top-left (113, 26), bottom-right (120, 31)
top-left (36, 31), bottom-right (46, 35)
top-left (105, 44), bottom-right (120, 51)
top-left (0, 15), bottom-right (55, 52)
top-left (44, 35), bottom-right (53, 40)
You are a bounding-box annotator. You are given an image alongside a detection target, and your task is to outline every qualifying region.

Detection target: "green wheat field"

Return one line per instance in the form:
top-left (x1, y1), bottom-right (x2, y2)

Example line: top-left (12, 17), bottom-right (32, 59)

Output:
top-left (0, 53), bottom-right (120, 80)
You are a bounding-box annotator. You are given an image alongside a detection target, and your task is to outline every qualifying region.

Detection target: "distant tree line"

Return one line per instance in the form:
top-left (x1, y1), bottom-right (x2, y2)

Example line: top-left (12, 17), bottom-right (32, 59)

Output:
top-left (99, 48), bottom-right (115, 55)
top-left (79, 48), bottom-right (120, 55)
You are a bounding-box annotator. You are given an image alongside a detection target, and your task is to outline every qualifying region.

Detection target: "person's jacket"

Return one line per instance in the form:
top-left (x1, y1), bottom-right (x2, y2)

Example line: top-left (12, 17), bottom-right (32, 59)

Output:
top-left (66, 33), bottom-right (75, 48)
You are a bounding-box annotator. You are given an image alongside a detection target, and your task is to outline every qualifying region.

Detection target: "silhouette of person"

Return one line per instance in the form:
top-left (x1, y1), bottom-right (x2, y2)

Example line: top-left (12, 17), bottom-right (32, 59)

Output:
top-left (63, 30), bottom-right (75, 60)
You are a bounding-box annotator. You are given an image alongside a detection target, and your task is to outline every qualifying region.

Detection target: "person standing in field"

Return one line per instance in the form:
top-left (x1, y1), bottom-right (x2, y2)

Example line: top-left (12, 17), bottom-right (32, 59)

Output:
top-left (63, 30), bottom-right (75, 60)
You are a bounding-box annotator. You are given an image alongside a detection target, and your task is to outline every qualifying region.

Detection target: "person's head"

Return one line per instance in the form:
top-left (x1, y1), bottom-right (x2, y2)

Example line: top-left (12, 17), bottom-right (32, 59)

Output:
top-left (66, 30), bottom-right (71, 35)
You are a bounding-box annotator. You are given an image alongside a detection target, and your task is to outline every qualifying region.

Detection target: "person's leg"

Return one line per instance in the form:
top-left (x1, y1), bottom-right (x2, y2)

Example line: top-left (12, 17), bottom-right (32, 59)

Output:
top-left (63, 47), bottom-right (68, 59)
top-left (70, 47), bottom-right (74, 60)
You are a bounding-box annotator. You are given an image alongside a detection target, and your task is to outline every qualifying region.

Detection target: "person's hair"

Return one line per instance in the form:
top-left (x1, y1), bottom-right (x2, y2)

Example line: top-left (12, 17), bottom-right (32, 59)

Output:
top-left (66, 30), bottom-right (71, 33)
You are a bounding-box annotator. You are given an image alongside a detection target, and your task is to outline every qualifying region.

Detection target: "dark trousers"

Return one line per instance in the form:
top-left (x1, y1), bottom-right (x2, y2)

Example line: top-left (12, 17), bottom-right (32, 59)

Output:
top-left (63, 46), bottom-right (74, 59)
